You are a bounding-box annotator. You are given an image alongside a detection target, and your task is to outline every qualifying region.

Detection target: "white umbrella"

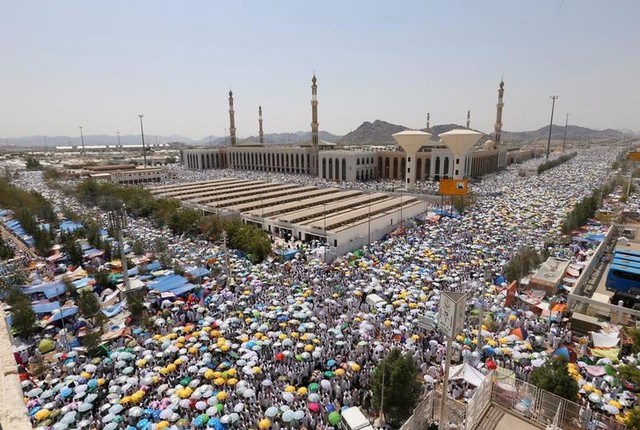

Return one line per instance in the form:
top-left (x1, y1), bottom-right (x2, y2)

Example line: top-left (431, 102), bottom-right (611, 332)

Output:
top-left (78, 402), bottom-right (92, 413)
top-left (195, 401), bottom-right (207, 411)
top-left (282, 409), bottom-right (295, 422)
top-left (293, 410), bottom-right (305, 420)
top-left (265, 406), bottom-right (279, 417)
top-left (128, 406), bottom-right (144, 417)
top-left (282, 392), bottom-right (294, 403)
top-left (233, 403), bottom-right (244, 413)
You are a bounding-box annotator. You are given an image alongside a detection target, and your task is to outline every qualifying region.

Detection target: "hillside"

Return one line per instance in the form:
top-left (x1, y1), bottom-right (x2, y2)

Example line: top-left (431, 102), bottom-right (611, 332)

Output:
top-left (501, 125), bottom-right (625, 142)
top-left (338, 120), bottom-right (491, 146)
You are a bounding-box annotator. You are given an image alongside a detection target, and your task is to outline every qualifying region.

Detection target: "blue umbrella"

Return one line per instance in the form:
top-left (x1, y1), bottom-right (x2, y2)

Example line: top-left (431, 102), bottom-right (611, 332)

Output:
top-left (60, 387), bottom-right (73, 398)
top-left (326, 359), bottom-right (337, 368)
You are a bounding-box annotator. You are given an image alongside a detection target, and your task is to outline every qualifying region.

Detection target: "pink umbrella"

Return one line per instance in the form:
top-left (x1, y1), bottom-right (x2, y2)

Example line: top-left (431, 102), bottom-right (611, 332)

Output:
top-left (307, 402), bottom-right (320, 413)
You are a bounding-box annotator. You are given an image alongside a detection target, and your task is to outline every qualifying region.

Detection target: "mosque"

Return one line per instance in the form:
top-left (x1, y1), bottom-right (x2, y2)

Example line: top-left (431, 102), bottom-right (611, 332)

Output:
top-left (180, 76), bottom-right (541, 182)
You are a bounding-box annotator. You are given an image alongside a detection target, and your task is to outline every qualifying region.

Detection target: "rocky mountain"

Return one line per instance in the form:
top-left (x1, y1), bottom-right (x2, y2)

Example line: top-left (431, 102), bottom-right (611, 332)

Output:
top-left (245, 130), bottom-right (342, 145)
top-left (2, 134), bottom-right (196, 148)
top-left (501, 125), bottom-right (626, 142)
top-left (337, 120), bottom-right (491, 146)
top-left (338, 120), bottom-right (408, 146)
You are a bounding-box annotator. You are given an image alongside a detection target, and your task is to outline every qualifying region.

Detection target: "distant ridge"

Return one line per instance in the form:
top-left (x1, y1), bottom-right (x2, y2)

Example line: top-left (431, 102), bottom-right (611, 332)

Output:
top-left (1, 124), bottom-right (628, 148)
top-left (501, 125), bottom-right (626, 142)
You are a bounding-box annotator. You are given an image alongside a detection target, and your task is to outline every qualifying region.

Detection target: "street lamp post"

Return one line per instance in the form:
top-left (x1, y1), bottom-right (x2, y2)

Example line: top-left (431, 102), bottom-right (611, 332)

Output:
top-left (545, 96), bottom-right (559, 163)
top-left (138, 114), bottom-right (147, 167)
top-left (108, 205), bottom-right (131, 296)
top-left (368, 199), bottom-right (371, 245)
top-left (79, 126), bottom-right (85, 156)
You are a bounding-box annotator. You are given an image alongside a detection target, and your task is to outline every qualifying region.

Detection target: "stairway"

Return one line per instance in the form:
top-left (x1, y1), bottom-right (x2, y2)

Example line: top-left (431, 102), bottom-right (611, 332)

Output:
top-left (474, 406), bottom-right (505, 430)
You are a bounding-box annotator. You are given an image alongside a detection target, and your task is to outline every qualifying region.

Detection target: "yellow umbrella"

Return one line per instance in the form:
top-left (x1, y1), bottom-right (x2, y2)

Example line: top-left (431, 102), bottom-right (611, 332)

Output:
top-left (120, 396), bottom-right (132, 404)
top-left (227, 378), bottom-right (238, 386)
top-left (351, 363), bottom-right (361, 372)
top-left (297, 387), bottom-right (308, 395)
top-left (227, 368), bottom-right (237, 377)
top-left (252, 366), bottom-right (263, 374)
top-left (335, 368), bottom-right (345, 377)
top-left (157, 421), bottom-right (170, 429)
top-left (168, 363), bottom-right (178, 371)
top-left (284, 385), bottom-right (296, 393)
top-left (217, 391), bottom-right (228, 401)
top-left (35, 409), bottom-right (51, 421)
top-left (258, 418), bottom-right (271, 429)
top-left (204, 370), bottom-right (215, 380)
top-left (214, 377), bottom-right (226, 386)
top-left (304, 344), bottom-right (314, 352)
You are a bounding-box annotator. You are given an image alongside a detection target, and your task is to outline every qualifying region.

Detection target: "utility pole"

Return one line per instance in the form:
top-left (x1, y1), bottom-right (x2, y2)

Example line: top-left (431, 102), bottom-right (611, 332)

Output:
top-left (43, 136), bottom-right (48, 156)
top-left (138, 114), bottom-right (147, 167)
top-left (562, 113), bottom-right (570, 154)
top-left (545, 95), bottom-right (559, 163)
top-left (222, 230), bottom-right (230, 280)
top-left (368, 199), bottom-right (371, 245)
top-left (108, 205), bottom-right (131, 297)
top-left (79, 126), bottom-right (86, 156)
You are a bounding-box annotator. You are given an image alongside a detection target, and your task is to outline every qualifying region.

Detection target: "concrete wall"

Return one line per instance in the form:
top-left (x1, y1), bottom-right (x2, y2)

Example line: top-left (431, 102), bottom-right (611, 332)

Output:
top-left (0, 310), bottom-right (32, 430)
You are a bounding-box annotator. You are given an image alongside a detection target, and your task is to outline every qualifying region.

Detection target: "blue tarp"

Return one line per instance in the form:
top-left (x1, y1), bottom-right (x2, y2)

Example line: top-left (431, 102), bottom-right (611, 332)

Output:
top-left (170, 283), bottom-right (197, 296)
top-left (186, 267), bottom-right (210, 278)
top-left (22, 281), bottom-right (67, 299)
top-left (128, 266), bottom-right (139, 276)
top-left (584, 234), bottom-right (605, 243)
top-left (146, 261), bottom-right (162, 271)
top-left (59, 220), bottom-right (83, 233)
top-left (102, 302), bottom-right (126, 318)
top-left (148, 274), bottom-right (188, 293)
top-left (72, 277), bottom-right (93, 289)
top-left (32, 301), bottom-right (61, 315)
top-left (47, 306), bottom-right (78, 322)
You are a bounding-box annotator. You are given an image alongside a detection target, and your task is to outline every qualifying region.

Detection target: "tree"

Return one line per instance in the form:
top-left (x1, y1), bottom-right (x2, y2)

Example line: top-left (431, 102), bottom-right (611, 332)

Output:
top-left (530, 357), bottom-right (578, 401)
top-left (77, 289), bottom-right (100, 319)
top-left (200, 214), bottom-right (224, 241)
top-left (126, 291), bottom-right (146, 323)
top-left (504, 246), bottom-right (543, 282)
top-left (0, 235), bottom-right (15, 260)
top-left (25, 156), bottom-right (41, 170)
top-left (132, 239), bottom-right (145, 256)
top-left (154, 238), bottom-right (168, 254)
top-left (5, 288), bottom-right (37, 338)
top-left (370, 348), bottom-right (423, 427)
top-left (94, 270), bottom-right (111, 289)
top-left (62, 236), bottom-right (84, 266)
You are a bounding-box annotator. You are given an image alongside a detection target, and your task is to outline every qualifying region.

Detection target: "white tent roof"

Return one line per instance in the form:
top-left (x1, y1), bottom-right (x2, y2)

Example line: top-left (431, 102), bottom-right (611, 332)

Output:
top-left (448, 363), bottom-right (486, 387)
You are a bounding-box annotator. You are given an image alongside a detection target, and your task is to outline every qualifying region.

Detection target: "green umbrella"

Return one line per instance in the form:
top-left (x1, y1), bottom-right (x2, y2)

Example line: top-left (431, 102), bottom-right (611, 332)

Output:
top-left (180, 377), bottom-right (192, 387)
top-left (308, 383), bottom-right (319, 393)
top-left (328, 411), bottom-right (341, 425)
top-left (324, 371), bottom-right (334, 378)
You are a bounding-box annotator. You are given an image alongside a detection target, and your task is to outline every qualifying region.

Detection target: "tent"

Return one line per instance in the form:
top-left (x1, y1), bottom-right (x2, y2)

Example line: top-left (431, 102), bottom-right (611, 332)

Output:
top-left (448, 363), bottom-right (486, 387)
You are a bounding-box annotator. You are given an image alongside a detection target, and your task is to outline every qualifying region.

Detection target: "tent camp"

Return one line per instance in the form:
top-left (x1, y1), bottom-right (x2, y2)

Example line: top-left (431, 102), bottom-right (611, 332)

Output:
top-left (448, 363), bottom-right (486, 387)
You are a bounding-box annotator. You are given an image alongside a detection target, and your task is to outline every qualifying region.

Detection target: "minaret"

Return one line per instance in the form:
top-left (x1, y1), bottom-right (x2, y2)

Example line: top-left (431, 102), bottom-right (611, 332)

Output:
top-left (258, 106), bottom-right (264, 144)
top-left (228, 90), bottom-right (237, 146)
top-left (426, 112), bottom-right (430, 130)
top-left (311, 74), bottom-right (319, 147)
top-left (466, 110), bottom-right (471, 129)
top-left (494, 79), bottom-right (505, 144)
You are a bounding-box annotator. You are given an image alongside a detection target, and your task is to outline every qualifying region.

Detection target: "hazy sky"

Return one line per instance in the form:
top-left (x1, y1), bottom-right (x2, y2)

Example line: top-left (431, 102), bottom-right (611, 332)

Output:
top-left (2, 0), bottom-right (639, 139)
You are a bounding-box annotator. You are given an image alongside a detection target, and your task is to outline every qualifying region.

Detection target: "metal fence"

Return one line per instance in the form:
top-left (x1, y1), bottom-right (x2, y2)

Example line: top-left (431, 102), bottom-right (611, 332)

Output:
top-left (398, 370), bottom-right (627, 430)
top-left (490, 375), bottom-right (626, 430)
top-left (464, 375), bottom-right (493, 430)
top-left (399, 391), bottom-right (436, 430)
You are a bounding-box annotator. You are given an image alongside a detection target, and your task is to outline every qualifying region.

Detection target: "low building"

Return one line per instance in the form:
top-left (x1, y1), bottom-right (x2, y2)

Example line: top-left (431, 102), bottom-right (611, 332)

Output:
top-left (529, 257), bottom-right (570, 295)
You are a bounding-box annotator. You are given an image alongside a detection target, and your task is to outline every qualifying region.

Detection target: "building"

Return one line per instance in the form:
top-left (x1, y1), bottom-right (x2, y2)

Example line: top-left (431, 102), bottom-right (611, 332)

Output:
top-left (181, 77), bottom-right (540, 182)
top-left (149, 179), bottom-right (426, 256)
top-left (86, 166), bottom-right (171, 185)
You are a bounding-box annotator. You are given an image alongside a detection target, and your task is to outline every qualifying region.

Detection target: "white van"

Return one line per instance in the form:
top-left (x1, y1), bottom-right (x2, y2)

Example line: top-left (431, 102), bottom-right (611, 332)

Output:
top-left (366, 294), bottom-right (387, 311)
top-left (340, 407), bottom-right (375, 430)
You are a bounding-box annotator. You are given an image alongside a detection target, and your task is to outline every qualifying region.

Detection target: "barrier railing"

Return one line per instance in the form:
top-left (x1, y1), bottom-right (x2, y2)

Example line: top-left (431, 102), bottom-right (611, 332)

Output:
top-left (490, 374), bottom-right (626, 430)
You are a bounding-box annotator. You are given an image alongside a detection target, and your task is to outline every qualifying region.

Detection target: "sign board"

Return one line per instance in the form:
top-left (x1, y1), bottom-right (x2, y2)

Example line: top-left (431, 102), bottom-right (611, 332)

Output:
top-left (439, 179), bottom-right (469, 196)
top-left (628, 152), bottom-right (640, 161)
top-left (437, 291), bottom-right (467, 337)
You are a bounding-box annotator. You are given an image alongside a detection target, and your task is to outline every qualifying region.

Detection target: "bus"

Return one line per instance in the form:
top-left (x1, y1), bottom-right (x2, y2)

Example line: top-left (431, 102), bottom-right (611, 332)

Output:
top-left (605, 263), bottom-right (640, 294)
